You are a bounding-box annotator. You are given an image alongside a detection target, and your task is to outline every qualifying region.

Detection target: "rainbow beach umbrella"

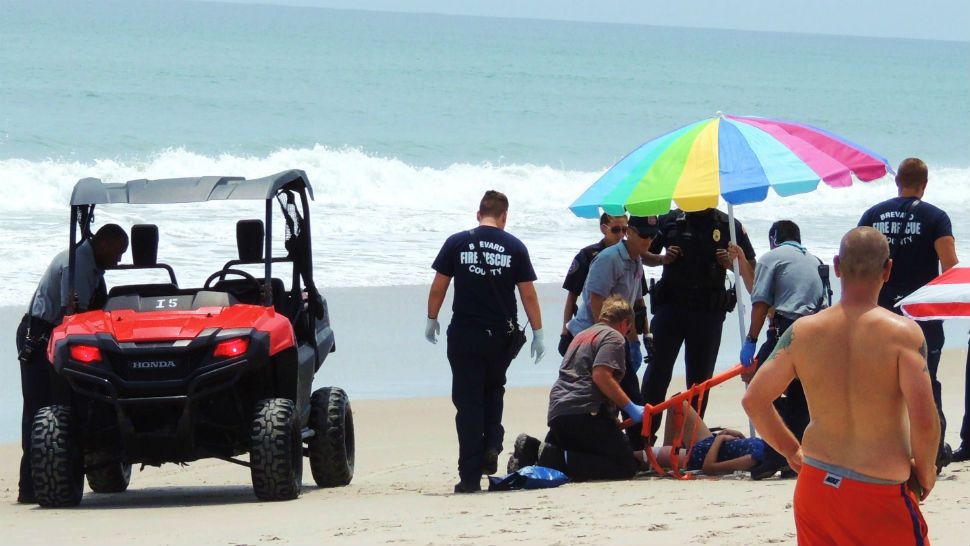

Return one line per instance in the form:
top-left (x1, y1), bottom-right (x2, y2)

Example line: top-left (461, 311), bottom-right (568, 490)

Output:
top-left (570, 113), bottom-right (893, 219)
top-left (571, 115), bottom-right (894, 437)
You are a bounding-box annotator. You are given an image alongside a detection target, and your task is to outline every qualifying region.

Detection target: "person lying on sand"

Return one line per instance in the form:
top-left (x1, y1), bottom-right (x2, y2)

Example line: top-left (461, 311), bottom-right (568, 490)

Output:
top-left (651, 401), bottom-right (769, 476)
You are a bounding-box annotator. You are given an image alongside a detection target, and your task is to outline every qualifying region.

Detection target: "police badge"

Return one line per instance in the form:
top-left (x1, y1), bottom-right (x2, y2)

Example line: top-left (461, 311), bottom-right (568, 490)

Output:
top-left (712, 228), bottom-right (721, 242)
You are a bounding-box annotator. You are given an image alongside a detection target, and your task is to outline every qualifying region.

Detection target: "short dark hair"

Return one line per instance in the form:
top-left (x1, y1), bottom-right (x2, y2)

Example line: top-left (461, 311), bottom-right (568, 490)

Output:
top-left (599, 212), bottom-right (627, 225)
top-left (479, 190), bottom-right (509, 218)
top-left (93, 223), bottom-right (128, 245)
top-left (896, 157), bottom-right (928, 189)
top-left (769, 220), bottom-right (800, 244)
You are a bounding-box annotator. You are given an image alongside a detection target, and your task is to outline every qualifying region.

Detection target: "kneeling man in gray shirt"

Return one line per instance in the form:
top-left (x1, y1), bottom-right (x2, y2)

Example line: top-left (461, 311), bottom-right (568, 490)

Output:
top-left (508, 295), bottom-right (646, 480)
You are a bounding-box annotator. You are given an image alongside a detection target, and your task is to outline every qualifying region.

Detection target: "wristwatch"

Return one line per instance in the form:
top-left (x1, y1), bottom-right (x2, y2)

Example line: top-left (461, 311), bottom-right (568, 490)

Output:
top-left (745, 335), bottom-right (757, 344)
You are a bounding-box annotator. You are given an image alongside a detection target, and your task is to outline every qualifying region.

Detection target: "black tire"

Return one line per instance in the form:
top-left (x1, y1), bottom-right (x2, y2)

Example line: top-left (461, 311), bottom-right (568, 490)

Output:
top-left (85, 451), bottom-right (132, 493)
top-left (308, 387), bottom-right (355, 487)
top-left (250, 398), bottom-right (303, 501)
top-left (31, 405), bottom-right (84, 507)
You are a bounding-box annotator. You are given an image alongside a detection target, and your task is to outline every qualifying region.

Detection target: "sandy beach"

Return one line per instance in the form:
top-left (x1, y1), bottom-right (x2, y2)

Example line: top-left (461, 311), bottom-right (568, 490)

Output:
top-left (1, 346), bottom-right (967, 545)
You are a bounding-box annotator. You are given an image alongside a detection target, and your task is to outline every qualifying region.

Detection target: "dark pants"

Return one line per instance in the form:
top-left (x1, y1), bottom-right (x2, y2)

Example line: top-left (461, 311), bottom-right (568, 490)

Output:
top-left (962, 335), bottom-right (970, 448)
top-left (559, 330), bottom-right (644, 450)
top-left (641, 304), bottom-right (725, 439)
top-left (446, 325), bottom-right (513, 484)
top-left (16, 315), bottom-right (53, 498)
top-left (756, 315), bottom-right (809, 440)
top-left (545, 412), bottom-right (638, 481)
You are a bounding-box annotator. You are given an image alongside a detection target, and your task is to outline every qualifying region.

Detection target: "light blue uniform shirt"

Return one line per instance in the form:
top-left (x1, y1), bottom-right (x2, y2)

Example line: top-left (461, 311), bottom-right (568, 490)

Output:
top-left (28, 241), bottom-right (103, 324)
top-left (750, 242), bottom-right (825, 320)
top-left (567, 241), bottom-right (643, 336)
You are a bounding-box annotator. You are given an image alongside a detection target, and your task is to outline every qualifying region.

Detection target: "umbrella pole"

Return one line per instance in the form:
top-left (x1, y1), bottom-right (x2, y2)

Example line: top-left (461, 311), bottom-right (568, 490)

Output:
top-left (727, 204), bottom-right (757, 439)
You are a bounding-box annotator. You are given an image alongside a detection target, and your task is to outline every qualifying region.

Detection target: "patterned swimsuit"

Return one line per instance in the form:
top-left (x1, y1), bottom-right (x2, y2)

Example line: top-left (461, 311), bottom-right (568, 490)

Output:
top-left (686, 434), bottom-right (767, 471)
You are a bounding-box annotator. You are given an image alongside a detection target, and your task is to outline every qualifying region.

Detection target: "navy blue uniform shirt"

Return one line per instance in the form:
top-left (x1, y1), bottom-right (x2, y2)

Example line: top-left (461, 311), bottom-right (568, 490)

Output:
top-left (859, 197), bottom-right (952, 297)
top-left (432, 225), bottom-right (537, 329)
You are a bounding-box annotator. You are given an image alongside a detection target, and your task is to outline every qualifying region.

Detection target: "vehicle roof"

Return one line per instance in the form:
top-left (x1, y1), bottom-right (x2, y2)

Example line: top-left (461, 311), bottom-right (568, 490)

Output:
top-left (70, 169), bottom-right (314, 206)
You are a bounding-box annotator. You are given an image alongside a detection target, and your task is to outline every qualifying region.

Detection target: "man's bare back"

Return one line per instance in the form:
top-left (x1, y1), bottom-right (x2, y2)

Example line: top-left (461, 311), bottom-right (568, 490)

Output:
top-left (784, 303), bottom-right (927, 482)
top-left (743, 226), bottom-right (940, 500)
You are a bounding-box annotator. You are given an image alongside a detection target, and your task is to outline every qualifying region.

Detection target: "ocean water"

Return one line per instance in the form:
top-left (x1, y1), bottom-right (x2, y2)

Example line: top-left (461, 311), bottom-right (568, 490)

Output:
top-left (1, 0), bottom-right (968, 306)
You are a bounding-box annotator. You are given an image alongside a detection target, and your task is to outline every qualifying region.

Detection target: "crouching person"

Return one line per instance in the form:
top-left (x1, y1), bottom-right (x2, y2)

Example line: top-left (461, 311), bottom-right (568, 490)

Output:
top-left (510, 295), bottom-right (644, 481)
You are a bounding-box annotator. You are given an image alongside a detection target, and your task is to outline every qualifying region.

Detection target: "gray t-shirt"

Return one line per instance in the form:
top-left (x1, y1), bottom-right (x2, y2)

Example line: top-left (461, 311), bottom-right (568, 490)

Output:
top-left (29, 240), bottom-right (102, 324)
top-left (567, 242), bottom-right (643, 336)
top-left (548, 323), bottom-right (626, 423)
top-left (750, 243), bottom-right (825, 320)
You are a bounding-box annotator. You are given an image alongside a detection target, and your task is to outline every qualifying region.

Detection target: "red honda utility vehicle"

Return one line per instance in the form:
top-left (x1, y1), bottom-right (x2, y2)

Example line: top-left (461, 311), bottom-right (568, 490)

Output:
top-left (33, 170), bottom-right (353, 507)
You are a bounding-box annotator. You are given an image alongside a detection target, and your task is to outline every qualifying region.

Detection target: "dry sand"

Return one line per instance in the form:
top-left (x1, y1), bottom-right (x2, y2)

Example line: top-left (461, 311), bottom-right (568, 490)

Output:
top-left (1, 349), bottom-right (968, 545)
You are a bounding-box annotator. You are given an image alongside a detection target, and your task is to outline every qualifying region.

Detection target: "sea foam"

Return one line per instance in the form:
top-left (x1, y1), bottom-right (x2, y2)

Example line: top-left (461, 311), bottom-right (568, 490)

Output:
top-left (0, 146), bottom-right (967, 307)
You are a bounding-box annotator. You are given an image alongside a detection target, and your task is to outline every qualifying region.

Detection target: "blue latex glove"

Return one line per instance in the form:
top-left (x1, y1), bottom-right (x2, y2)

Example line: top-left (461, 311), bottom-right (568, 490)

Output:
top-left (740, 338), bottom-right (757, 367)
top-left (627, 340), bottom-right (643, 375)
top-left (531, 329), bottom-right (545, 364)
top-left (623, 401), bottom-right (644, 424)
top-left (425, 317), bottom-right (440, 344)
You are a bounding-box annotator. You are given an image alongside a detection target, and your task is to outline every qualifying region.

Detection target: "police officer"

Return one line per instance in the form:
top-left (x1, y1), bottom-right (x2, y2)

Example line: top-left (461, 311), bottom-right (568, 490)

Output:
top-left (425, 190), bottom-right (545, 493)
top-left (641, 208), bottom-right (755, 439)
top-left (739, 220), bottom-right (828, 479)
top-left (858, 157), bottom-right (958, 468)
top-left (16, 223), bottom-right (128, 503)
top-left (559, 212), bottom-right (629, 356)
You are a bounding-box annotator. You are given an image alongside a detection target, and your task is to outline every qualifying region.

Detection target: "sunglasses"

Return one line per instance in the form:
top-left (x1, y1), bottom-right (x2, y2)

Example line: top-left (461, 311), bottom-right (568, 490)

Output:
top-left (605, 225), bottom-right (628, 235)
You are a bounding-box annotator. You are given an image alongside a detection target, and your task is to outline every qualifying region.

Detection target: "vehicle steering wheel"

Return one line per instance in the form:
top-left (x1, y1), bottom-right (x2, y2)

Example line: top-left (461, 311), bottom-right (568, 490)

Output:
top-left (203, 268), bottom-right (264, 296)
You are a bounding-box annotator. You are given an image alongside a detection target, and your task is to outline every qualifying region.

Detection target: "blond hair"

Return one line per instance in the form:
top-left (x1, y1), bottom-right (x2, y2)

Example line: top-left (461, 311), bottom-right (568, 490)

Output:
top-left (838, 227), bottom-right (889, 281)
top-left (598, 295), bottom-right (634, 325)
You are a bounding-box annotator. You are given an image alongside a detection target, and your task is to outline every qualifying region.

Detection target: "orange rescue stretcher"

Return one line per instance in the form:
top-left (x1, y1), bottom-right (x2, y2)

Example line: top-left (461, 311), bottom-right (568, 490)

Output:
top-left (623, 364), bottom-right (745, 480)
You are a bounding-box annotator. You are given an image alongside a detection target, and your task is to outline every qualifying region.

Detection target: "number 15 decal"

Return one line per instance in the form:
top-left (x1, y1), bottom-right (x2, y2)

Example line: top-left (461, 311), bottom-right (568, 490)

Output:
top-left (155, 298), bottom-right (178, 309)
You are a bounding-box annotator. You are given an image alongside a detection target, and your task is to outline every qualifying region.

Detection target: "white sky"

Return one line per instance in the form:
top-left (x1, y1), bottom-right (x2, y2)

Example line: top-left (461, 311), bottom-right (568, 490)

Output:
top-left (208, 0), bottom-right (970, 42)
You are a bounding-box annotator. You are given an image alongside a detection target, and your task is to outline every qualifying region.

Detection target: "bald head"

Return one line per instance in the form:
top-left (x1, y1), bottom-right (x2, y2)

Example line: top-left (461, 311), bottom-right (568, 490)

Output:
top-left (837, 227), bottom-right (889, 282)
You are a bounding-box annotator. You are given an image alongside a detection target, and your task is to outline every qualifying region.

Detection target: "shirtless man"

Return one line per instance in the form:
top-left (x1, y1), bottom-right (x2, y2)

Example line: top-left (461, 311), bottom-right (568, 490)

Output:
top-left (743, 227), bottom-right (939, 545)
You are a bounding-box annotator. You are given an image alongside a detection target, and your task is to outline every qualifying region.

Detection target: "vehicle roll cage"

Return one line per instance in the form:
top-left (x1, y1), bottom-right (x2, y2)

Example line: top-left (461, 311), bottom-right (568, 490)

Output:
top-left (66, 170), bottom-right (316, 311)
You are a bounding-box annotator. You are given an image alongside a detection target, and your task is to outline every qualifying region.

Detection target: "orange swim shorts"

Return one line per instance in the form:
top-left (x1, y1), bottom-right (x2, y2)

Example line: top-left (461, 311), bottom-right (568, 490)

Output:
top-left (793, 461), bottom-right (929, 546)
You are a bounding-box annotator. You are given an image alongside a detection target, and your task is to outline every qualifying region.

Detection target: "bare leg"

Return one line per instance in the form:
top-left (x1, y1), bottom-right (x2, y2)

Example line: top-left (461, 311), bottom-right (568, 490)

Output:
top-left (662, 401), bottom-right (712, 447)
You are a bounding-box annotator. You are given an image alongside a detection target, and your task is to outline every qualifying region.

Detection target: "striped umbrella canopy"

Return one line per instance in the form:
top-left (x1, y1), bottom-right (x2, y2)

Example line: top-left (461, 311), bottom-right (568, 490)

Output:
top-left (570, 114), bottom-right (893, 218)
top-left (898, 265), bottom-right (970, 320)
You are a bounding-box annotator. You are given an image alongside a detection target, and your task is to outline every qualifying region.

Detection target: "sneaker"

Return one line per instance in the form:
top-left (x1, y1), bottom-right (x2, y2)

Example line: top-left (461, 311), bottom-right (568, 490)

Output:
top-left (507, 434), bottom-right (541, 473)
top-left (453, 480), bottom-right (482, 494)
top-left (952, 445), bottom-right (970, 463)
top-left (779, 469), bottom-right (799, 479)
top-left (536, 442), bottom-right (566, 470)
top-left (482, 448), bottom-right (499, 476)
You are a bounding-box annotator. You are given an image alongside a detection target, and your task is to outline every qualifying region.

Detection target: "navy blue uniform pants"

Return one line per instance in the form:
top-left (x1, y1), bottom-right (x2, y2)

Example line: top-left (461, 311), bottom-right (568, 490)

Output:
top-left (962, 335), bottom-right (970, 448)
top-left (545, 412), bottom-right (638, 481)
top-left (641, 304), bottom-right (725, 440)
top-left (16, 315), bottom-right (53, 498)
top-left (446, 325), bottom-right (513, 484)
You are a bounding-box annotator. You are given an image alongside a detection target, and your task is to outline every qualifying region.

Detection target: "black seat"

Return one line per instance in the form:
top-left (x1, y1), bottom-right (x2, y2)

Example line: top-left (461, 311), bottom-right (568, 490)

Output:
top-left (108, 283), bottom-right (180, 299)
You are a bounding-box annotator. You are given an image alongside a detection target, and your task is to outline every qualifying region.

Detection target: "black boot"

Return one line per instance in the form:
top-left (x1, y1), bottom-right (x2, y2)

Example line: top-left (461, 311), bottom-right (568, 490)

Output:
top-left (750, 445), bottom-right (789, 480)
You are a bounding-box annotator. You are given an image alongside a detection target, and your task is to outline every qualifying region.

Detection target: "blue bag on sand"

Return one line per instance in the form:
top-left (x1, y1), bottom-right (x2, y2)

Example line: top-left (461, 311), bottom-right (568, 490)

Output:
top-left (487, 465), bottom-right (569, 491)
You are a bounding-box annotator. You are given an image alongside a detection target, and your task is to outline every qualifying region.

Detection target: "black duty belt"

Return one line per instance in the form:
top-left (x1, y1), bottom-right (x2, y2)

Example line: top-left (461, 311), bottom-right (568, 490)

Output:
top-left (21, 314), bottom-right (55, 335)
